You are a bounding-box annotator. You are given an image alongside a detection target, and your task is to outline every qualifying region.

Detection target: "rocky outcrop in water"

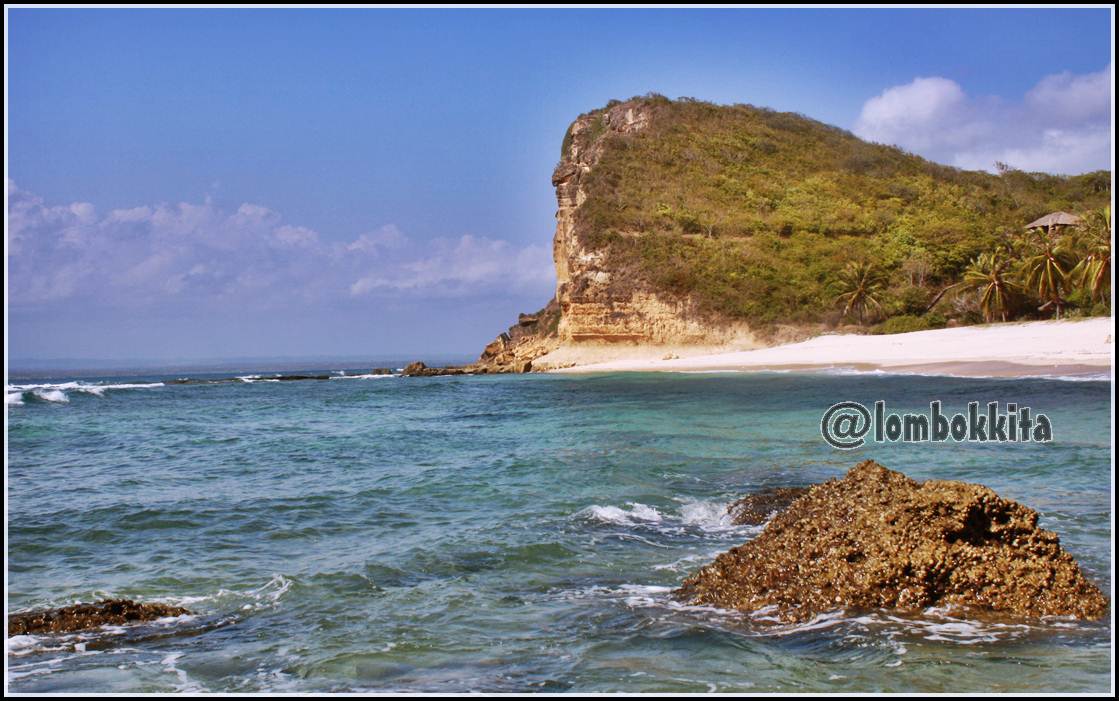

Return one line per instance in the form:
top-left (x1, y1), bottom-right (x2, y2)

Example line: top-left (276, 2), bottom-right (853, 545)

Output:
top-left (166, 374), bottom-right (330, 385)
top-left (400, 361), bottom-right (470, 377)
top-left (474, 299), bottom-right (560, 373)
top-left (726, 486), bottom-right (809, 526)
top-left (9, 600), bottom-right (191, 636)
top-left (677, 460), bottom-right (1108, 621)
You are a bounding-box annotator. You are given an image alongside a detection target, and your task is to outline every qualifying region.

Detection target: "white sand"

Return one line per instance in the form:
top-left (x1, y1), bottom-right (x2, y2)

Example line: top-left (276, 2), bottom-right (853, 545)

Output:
top-left (552, 318), bottom-right (1114, 378)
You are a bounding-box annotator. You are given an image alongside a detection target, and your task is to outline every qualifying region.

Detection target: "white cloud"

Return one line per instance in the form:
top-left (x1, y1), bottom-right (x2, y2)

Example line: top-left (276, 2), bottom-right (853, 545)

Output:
top-left (107, 205), bottom-right (154, 223)
top-left (1025, 68), bottom-right (1111, 123)
top-left (348, 234), bottom-right (553, 298)
top-left (854, 65), bottom-right (1111, 174)
top-left (272, 224), bottom-right (319, 248)
top-left (854, 77), bottom-right (968, 151)
top-left (345, 224), bottom-right (407, 255)
top-left (952, 125), bottom-right (1113, 175)
top-left (7, 181), bottom-right (555, 311)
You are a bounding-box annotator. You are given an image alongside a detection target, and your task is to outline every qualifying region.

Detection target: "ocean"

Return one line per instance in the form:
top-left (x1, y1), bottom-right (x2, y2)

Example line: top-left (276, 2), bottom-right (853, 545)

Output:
top-left (5, 369), bottom-right (1112, 692)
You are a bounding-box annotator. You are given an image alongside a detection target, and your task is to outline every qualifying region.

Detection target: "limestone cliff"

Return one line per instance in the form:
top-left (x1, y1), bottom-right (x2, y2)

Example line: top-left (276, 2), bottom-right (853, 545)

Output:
top-left (477, 99), bottom-right (756, 372)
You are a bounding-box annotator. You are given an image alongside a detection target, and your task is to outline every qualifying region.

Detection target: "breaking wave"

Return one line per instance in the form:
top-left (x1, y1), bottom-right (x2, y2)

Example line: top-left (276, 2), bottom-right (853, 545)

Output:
top-left (7, 381), bottom-right (164, 404)
top-left (236, 375), bottom-right (281, 383)
top-left (575, 498), bottom-right (764, 538)
top-left (813, 366), bottom-right (1111, 382)
top-left (577, 502), bottom-right (665, 526)
top-left (563, 582), bottom-right (1087, 658)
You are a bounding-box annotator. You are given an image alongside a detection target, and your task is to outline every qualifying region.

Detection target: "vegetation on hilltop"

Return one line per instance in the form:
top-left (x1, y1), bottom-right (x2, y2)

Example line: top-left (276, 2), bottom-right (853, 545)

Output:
top-left (571, 95), bottom-right (1111, 330)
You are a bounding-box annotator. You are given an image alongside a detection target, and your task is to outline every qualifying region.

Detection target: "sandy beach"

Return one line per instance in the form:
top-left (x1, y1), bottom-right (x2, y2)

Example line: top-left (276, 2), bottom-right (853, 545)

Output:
top-left (552, 318), bottom-right (1114, 378)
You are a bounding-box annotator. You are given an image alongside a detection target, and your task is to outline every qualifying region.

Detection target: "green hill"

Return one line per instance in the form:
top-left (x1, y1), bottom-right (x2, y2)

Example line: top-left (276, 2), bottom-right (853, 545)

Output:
top-left (474, 95), bottom-right (1110, 372)
top-left (571, 94), bottom-right (1110, 327)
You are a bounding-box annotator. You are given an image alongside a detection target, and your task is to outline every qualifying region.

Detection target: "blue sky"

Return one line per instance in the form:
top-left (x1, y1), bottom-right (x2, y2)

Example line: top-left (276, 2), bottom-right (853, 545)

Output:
top-left (6, 7), bottom-right (1113, 363)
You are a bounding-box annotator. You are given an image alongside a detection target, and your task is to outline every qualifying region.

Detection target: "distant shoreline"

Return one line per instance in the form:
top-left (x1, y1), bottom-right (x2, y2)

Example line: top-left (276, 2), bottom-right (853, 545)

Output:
top-left (550, 318), bottom-right (1114, 379)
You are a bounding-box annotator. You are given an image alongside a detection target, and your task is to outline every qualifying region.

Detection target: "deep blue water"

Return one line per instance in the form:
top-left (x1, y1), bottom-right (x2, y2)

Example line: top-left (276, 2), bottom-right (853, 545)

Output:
top-left (5, 369), bottom-right (1112, 692)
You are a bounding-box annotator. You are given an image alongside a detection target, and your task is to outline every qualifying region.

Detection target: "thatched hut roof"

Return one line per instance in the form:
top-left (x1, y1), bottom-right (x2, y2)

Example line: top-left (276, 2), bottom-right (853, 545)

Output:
top-left (1025, 211), bottom-right (1083, 230)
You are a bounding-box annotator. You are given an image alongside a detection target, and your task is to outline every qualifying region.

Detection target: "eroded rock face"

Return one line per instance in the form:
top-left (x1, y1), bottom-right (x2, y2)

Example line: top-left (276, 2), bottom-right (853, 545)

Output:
top-left (9, 600), bottom-right (191, 636)
top-left (473, 299), bottom-right (561, 373)
top-left (473, 98), bottom-right (756, 373)
top-left (550, 103), bottom-right (726, 347)
top-left (677, 461), bottom-right (1108, 621)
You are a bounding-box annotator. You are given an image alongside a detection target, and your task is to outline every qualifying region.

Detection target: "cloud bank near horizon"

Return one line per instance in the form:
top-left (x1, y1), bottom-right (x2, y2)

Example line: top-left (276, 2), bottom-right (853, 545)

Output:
top-left (7, 181), bottom-right (556, 316)
top-left (854, 64), bottom-right (1111, 175)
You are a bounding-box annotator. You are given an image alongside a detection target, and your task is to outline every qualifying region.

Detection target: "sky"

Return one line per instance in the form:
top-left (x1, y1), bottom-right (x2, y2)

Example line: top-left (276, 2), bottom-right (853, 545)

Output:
top-left (6, 7), bottom-right (1113, 364)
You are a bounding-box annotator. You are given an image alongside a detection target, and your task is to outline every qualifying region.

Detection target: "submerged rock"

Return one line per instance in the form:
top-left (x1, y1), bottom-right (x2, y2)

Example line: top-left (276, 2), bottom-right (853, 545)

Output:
top-left (677, 460), bottom-right (1108, 621)
top-left (8, 599), bottom-right (191, 636)
top-left (726, 486), bottom-right (809, 526)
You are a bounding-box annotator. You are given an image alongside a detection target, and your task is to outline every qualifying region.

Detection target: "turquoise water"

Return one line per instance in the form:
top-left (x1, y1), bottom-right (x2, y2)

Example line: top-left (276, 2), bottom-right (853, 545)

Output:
top-left (6, 370), bottom-right (1112, 692)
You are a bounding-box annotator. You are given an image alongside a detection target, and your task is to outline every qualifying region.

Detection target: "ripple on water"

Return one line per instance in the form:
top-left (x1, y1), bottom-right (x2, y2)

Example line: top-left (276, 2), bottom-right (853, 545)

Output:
top-left (5, 371), bottom-right (1111, 692)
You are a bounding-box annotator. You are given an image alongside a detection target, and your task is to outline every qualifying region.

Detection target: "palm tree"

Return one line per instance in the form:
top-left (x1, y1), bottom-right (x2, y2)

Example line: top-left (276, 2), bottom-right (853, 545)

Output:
top-left (962, 250), bottom-right (1017, 322)
top-left (1021, 231), bottom-right (1075, 319)
top-left (1070, 206), bottom-right (1111, 303)
top-left (835, 261), bottom-right (888, 325)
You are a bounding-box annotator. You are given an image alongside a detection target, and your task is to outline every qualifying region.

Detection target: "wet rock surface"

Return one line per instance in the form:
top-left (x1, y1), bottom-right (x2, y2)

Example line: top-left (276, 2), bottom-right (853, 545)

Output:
top-left (166, 374), bottom-right (329, 385)
top-left (474, 299), bottom-right (560, 373)
top-left (400, 361), bottom-right (470, 377)
top-left (726, 486), bottom-right (809, 526)
top-left (9, 599), bottom-right (191, 636)
top-left (677, 460), bottom-right (1108, 621)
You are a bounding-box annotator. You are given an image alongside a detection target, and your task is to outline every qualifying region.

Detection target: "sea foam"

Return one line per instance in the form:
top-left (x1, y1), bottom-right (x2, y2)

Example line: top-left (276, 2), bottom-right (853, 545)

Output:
top-left (6, 381), bottom-right (164, 404)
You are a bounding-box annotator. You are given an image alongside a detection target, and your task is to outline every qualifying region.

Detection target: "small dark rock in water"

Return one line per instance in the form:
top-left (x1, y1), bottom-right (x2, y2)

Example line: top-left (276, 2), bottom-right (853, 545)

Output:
top-left (8, 599), bottom-right (191, 636)
top-left (368, 368), bottom-right (395, 376)
top-left (167, 374), bottom-right (332, 384)
top-left (726, 486), bottom-right (809, 525)
top-left (677, 460), bottom-right (1109, 621)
